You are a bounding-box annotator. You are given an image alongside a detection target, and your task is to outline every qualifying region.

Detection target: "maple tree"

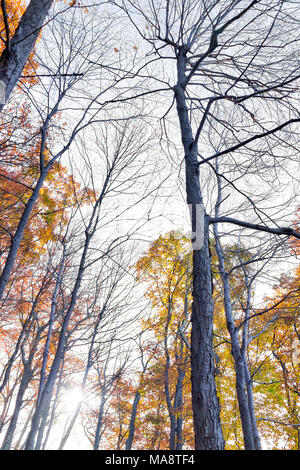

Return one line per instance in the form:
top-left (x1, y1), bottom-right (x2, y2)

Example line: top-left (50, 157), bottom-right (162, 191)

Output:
top-left (0, 105), bottom-right (90, 264)
top-left (129, 233), bottom-right (258, 450)
top-left (129, 230), bottom-right (299, 450)
top-left (247, 229), bottom-right (300, 449)
top-left (134, 233), bottom-right (192, 450)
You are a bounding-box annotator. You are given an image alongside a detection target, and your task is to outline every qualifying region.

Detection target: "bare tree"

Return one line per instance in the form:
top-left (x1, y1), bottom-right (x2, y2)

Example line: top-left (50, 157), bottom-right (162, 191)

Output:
top-left (0, 3), bottom-right (151, 300)
top-left (109, 0), bottom-right (300, 449)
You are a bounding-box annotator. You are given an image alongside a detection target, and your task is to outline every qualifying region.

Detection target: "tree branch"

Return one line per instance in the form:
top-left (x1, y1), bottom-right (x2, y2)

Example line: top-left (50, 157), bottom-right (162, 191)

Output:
top-left (209, 216), bottom-right (300, 239)
top-left (199, 118), bottom-right (300, 166)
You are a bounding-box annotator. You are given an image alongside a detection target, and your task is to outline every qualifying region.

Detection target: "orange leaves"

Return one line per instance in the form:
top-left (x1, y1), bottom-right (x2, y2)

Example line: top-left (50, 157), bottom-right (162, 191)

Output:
top-left (112, 45), bottom-right (139, 54)
top-left (0, 1), bottom-right (25, 43)
top-left (67, 0), bottom-right (89, 12)
top-left (0, 105), bottom-right (93, 262)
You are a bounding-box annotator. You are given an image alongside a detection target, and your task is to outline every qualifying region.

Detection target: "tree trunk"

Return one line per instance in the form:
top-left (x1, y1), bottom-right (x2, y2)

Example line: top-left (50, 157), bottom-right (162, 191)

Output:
top-left (174, 49), bottom-right (224, 450)
top-left (93, 388), bottom-right (106, 450)
top-left (58, 401), bottom-right (81, 450)
top-left (173, 365), bottom-right (185, 450)
top-left (42, 362), bottom-right (64, 449)
top-left (244, 358), bottom-right (262, 449)
top-left (0, 0), bottom-right (53, 111)
top-left (125, 389), bottom-right (141, 450)
top-left (0, 172), bottom-right (48, 300)
top-left (213, 224), bottom-right (255, 449)
top-left (190, 225), bottom-right (224, 449)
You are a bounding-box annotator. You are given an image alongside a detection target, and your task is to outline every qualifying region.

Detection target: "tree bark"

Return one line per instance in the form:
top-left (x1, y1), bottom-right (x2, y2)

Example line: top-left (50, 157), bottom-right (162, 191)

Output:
top-left (190, 224), bottom-right (224, 450)
top-left (125, 389), bottom-right (141, 450)
top-left (0, 0), bottom-right (53, 111)
top-left (173, 48), bottom-right (224, 450)
top-left (173, 365), bottom-right (185, 450)
top-left (244, 358), bottom-right (262, 449)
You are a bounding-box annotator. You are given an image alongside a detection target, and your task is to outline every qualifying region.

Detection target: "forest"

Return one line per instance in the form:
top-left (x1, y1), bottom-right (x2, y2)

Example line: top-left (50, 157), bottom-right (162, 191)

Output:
top-left (0, 0), bottom-right (299, 451)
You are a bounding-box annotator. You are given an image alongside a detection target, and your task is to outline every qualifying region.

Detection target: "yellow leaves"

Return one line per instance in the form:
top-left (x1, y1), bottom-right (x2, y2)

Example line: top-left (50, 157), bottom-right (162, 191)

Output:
top-left (114, 47), bottom-right (119, 53)
top-left (292, 339), bottom-right (300, 366)
top-left (42, 147), bottom-right (50, 164)
top-left (133, 45), bottom-right (138, 51)
top-left (69, 0), bottom-right (77, 5)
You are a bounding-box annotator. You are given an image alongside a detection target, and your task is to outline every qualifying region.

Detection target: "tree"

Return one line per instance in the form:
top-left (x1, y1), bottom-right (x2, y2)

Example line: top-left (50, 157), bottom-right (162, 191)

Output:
top-left (0, 2), bottom-right (149, 300)
top-left (1, 0), bottom-right (300, 451)
top-left (135, 233), bottom-right (192, 450)
top-left (250, 244), bottom-right (300, 448)
top-left (110, 0), bottom-right (300, 449)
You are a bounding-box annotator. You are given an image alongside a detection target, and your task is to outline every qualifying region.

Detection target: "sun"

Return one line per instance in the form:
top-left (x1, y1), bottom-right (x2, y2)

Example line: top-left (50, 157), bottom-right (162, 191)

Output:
top-left (61, 386), bottom-right (83, 413)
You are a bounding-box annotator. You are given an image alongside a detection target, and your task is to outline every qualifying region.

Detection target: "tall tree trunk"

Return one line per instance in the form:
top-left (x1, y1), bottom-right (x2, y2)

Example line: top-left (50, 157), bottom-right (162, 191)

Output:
top-left (58, 401), bottom-right (81, 450)
top-left (190, 224), bottom-right (224, 449)
top-left (174, 49), bottom-right (224, 450)
top-left (244, 359), bottom-right (262, 449)
top-left (42, 361), bottom-right (64, 449)
top-left (37, 248), bottom-right (65, 406)
top-left (241, 275), bottom-right (262, 450)
top-left (14, 405), bottom-right (34, 450)
top-left (1, 329), bottom-right (40, 450)
top-left (0, 311), bottom-right (35, 393)
top-left (0, 170), bottom-right (48, 300)
top-left (163, 303), bottom-right (177, 450)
